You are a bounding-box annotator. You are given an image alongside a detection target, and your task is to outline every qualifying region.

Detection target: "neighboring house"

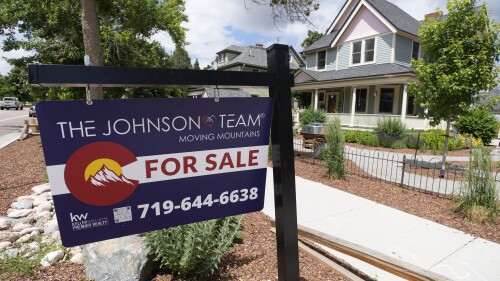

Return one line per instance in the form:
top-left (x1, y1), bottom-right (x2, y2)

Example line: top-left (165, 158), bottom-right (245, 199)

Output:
top-left (293, 0), bottom-right (446, 130)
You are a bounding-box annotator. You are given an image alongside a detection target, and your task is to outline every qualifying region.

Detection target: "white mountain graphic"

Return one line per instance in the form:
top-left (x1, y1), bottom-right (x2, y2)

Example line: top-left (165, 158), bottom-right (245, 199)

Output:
top-left (88, 165), bottom-right (134, 187)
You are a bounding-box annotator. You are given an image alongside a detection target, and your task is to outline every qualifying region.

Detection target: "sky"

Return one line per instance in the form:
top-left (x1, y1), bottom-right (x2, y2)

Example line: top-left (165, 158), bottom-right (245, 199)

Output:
top-left (1, 0), bottom-right (499, 74)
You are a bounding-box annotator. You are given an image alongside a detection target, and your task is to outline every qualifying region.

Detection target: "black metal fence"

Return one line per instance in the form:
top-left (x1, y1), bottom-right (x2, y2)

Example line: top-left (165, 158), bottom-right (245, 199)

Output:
top-left (293, 138), bottom-right (500, 198)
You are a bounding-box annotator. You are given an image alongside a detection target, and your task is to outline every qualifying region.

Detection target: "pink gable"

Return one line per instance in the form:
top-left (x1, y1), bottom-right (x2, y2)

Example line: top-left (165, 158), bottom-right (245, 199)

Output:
top-left (340, 6), bottom-right (390, 43)
top-left (295, 72), bottom-right (315, 84)
top-left (331, 0), bottom-right (356, 32)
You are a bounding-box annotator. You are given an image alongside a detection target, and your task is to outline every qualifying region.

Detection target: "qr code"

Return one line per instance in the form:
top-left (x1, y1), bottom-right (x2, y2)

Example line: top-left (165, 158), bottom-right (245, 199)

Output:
top-left (113, 206), bottom-right (132, 223)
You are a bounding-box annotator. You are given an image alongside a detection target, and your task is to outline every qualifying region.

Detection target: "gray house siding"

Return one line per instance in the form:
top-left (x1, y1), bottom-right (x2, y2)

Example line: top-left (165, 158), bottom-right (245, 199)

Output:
top-left (376, 34), bottom-right (393, 64)
top-left (395, 35), bottom-right (412, 66)
top-left (326, 48), bottom-right (337, 71)
top-left (337, 44), bottom-right (350, 70)
top-left (306, 53), bottom-right (316, 69)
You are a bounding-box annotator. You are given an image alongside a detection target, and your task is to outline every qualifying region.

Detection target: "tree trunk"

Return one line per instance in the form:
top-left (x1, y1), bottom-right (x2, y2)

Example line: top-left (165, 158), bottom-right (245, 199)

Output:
top-left (440, 118), bottom-right (452, 178)
top-left (80, 0), bottom-right (104, 100)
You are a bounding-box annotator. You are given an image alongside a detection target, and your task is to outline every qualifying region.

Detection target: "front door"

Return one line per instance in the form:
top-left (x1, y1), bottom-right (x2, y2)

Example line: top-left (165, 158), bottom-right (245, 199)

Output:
top-left (327, 93), bottom-right (338, 113)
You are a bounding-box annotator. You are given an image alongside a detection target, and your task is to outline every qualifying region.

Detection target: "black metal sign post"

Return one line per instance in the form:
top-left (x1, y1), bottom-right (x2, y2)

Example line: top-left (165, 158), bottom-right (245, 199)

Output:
top-left (28, 43), bottom-right (299, 280)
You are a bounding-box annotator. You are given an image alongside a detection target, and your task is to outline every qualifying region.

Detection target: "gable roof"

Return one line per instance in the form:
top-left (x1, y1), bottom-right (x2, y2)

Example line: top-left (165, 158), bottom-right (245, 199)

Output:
top-left (304, 0), bottom-right (419, 53)
top-left (217, 45), bottom-right (305, 70)
top-left (366, 0), bottom-right (419, 36)
top-left (295, 63), bottom-right (414, 83)
top-left (303, 31), bottom-right (338, 52)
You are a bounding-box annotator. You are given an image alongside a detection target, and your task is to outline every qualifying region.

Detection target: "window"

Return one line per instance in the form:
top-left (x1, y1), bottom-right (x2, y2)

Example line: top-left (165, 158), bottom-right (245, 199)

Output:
top-left (412, 42), bottom-right (420, 60)
top-left (317, 50), bottom-right (326, 70)
top-left (352, 38), bottom-right (375, 64)
top-left (379, 88), bottom-right (395, 113)
top-left (407, 95), bottom-right (416, 115)
top-left (355, 89), bottom-right (367, 112)
top-left (352, 42), bottom-right (362, 64)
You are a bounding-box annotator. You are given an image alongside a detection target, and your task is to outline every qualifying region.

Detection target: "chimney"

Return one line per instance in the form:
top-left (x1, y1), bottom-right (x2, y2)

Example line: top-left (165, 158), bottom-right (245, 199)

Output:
top-left (255, 43), bottom-right (264, 48)
top-left (425, 11), bottom-right (440, 20)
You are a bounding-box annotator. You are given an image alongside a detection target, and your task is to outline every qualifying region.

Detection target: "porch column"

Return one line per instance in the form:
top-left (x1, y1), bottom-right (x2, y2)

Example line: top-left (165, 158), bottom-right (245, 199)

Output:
top-left (401, 84), bottom-right (408, 122)
top-left (313, 89), bottom-right (318, 110)
top-left (350, 87), bottom-right (356, 127)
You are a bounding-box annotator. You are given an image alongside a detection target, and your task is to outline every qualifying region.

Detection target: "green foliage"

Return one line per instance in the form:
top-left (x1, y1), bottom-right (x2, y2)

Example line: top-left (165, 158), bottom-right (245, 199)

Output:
top-left (193, 59), bottom-right (200, 70)
top-left (375, 118), bottom-right (407, 138)
top-left (454, 106), bottom-right (498, 144)
top-left (390, 141), bottom-right (406, 149)
top-left (301, 30), bottom-right (323, 48)
top-left (408, 0), bottom-right (500, 126)
top-left (299, 107), bottom-right (326, 126)
top-left (145, 217), bottom-right (242, 278)
top-left (0, 0), bottom-right (189, 100)
top-left (0, 239), bottom-right (63, 278)
top-left (293, 92), bottom-right (312, 108)
top-left (456, 148), bottom-right (499, 222)
top-left (345, 130), bottom-right (379, 147)
top-left (420, 130), bottom-right (483, 151)
top-left (324, 117), bottom-right (345, 179)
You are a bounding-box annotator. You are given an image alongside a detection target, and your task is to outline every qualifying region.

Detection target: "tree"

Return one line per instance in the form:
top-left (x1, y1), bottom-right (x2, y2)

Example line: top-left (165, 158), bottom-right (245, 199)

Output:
top-left (193, 59), bottom-right (201, 70)
top-left (407, 0), bottom-right (500, 176)
top-left (249, 0), bottom-right (320, 23)
top-left (169, 46), bottom-right (192, 69)
top-left (0, 0), bottom-right (188, 100)
top-left (301, 30), bottom-right (323, 48)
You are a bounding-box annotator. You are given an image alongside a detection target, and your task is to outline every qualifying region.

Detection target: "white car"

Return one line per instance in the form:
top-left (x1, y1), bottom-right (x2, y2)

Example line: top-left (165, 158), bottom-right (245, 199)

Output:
top-left (0, 97), bottom-right (23, 110)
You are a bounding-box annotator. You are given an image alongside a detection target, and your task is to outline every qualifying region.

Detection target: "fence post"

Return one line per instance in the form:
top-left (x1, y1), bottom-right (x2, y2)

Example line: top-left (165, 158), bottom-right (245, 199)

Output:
top-left (401, 155), bottom-right (406, 187)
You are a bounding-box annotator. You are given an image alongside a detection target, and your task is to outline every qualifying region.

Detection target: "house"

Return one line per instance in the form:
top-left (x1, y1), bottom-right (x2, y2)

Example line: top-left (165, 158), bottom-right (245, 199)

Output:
top-left (293, 0), bottom-right (446, 130)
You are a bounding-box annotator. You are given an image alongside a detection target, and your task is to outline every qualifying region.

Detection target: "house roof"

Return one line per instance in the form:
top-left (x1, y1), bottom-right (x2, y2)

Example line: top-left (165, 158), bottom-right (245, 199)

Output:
top-left (217, 45), bottom-right (305, 70)
top-left (295, 63), bottom-right (414, 83)
top-left (366, 0), bottom-right (419, 36)
top-left (303, 0), bottom-right (419, 53)
top-left (303, 31), bottom-right (338, 52)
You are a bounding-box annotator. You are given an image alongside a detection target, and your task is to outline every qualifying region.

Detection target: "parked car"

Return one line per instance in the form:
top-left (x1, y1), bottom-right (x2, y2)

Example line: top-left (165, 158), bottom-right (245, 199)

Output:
top-left (0, 97), bottom-right (23, 110)
top-left (29, 104), bottom-right (37, 117)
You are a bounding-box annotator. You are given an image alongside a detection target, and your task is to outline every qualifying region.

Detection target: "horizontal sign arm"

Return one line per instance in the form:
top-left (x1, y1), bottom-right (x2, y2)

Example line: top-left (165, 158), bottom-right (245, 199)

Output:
top-left (28, 64), bottom-right (284, 88)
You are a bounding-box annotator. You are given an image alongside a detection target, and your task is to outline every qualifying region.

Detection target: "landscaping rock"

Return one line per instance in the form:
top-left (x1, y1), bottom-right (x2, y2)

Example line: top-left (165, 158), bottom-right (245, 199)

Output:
top-left (32, 196), bottom-right (48, 207)
top-left (16, 195), bottom-right (36, 202)
top-left (4, 248), bottom-right (19, 258)
top-left (70, 252), bottom-right (84, 264)
top-left (0, 232), bottom-right (21, 243)
top-left (32, 183), bottom-right (51, 195)
top-left (0, 216), bottom-right (16, 230)
top-left (11, 200), bottom-right (33, 210)
top-left (7, 209), bottom-right (34, 218)
top-left (82, 235), bottom-right (155, 281)
top-left (0, 241), bottom-right (11, 251)
top-left (20, 227), bottom-right (42, 236)
top-left (35, 201), bottom-right (52, 213)
top-left (12, 222), bottom-right (32, 232)
top-left (40, 249), bottom-right (64, 267)
top-left (43, 220), bottom-right (59, 236)
top-left (16, 230), bottom-right (40, 244)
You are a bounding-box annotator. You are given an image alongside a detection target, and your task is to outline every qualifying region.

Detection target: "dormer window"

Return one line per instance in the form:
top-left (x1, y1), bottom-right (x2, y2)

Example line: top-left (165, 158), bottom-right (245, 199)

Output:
top-left (317, 50), bottom-right (326, 70)
top-left (351, 38), bottom-right (375, 65)
top-left (412, 41), bottom-right (420, 60)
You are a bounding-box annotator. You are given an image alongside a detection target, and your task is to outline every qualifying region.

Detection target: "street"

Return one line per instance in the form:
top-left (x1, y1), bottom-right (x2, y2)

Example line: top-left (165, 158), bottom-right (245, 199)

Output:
top-left (0, 108), bottom-right (30, 137)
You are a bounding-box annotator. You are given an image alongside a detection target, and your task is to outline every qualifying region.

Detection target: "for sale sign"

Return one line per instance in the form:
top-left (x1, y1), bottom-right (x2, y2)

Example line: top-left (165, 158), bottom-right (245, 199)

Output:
top-left (37, 98), bottom-right (272, 247)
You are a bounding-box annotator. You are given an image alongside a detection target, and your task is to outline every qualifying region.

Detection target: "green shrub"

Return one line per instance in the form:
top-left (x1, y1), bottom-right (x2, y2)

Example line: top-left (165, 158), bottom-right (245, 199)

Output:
top-left (145, 217), bottom-right (242, 278)
top-left (344, 130), bottom-right (379, 147)
top-left (455, 148), bottom-right (499, 223)
top-left (299, 107), bottom-right (326, 126)
top-left (375, 118), bottom-right (407, 138)
top-left (324, 117), bottom-right (345, 179)
top-left (390, 141), bottom-right (406, 149)
top-left (421, 130), bottom-right (445, 151)
top-left (455, 106), bottom-right (498, 144)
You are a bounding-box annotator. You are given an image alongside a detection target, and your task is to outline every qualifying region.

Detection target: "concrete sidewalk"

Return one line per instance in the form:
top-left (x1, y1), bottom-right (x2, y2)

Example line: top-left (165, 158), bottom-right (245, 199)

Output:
top-left (0, 131), bottom-right (21, 149)
top-left (261, 167), bottom-right (500, 281)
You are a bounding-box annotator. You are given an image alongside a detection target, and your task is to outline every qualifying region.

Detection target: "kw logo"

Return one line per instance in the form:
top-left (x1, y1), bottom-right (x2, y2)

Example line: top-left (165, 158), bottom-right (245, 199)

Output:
top-left (202, 115), bottom-right (217, 128)
top-left (70, 212), bottom-right (88, 222)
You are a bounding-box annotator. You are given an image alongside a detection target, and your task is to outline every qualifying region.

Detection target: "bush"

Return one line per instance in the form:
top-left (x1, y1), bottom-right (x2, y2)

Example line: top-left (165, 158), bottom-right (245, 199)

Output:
top-left (404, 134), bottom-right (423, 149)
top-left (455, 148), bottom-right (499, 223)
top-left (324, 117), bottom-right (345, 179)
top-left (145, 217), bottom-right (242, 278)
top-left (345, 130), bottom-right (379, 147)
top-left (455, 106), bottom-right (498, 144)
top-left (378, 132), bottom-right (400, 148)
top-left (421, 130), bottom-right (445, 151)
top-left (390, 140), bottom-right (406, 149)
top-left (375, 118), bottom-right (407, 138)
top-left (299, 107), bottom-right (326, 126)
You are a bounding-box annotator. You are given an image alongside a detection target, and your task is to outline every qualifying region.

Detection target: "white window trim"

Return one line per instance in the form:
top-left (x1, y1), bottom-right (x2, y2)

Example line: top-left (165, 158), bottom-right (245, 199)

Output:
top-left (411, 41), bottom-right (421, 61)
top-left (349, 37), bottom-right (377, 66)
top-left (355, 87), bottom-right (369, 113)
top-left (316, 50), bottom-right (327, 71)
top-left (374, 85), bottom-right (399, 114)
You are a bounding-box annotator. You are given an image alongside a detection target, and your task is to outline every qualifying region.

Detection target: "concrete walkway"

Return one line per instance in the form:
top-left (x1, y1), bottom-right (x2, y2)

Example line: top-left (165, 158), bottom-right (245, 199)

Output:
top-left (0, 131), bottom-right (21, 149)
top-left (262, 167), bottom-right (500, 281)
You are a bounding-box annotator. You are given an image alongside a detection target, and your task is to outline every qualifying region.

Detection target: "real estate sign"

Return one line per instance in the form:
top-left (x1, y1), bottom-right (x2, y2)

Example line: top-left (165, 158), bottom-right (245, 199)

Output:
top-left (37, 98), bottom-right (272, 247)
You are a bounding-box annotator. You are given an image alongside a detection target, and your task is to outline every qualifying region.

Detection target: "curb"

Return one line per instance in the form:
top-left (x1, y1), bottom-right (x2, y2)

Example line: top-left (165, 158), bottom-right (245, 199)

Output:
top-left (0, 131), bottom-right (22, 150)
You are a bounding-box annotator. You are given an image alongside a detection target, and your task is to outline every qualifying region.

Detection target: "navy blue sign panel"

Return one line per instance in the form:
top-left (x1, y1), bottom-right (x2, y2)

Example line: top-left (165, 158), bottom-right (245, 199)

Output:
top-left (37, 98), bottom-right (272, 247)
